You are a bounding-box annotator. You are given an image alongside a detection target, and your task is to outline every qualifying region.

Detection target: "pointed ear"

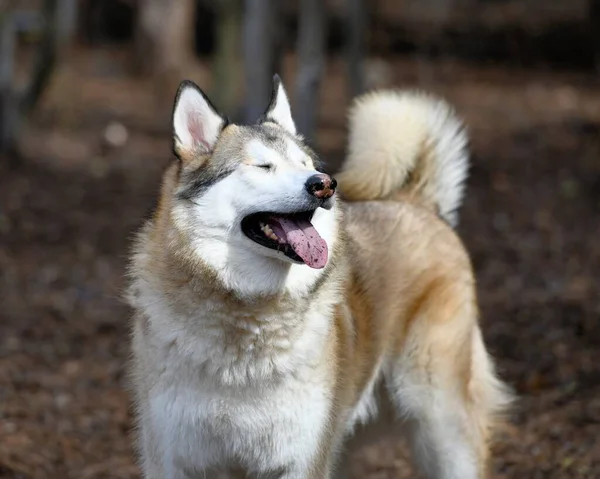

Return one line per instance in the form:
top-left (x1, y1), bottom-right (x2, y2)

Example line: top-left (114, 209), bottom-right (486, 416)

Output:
top-left (172, 80), bottom-right (226, 162)
top-left (264, 74), bottom-right (296, 135)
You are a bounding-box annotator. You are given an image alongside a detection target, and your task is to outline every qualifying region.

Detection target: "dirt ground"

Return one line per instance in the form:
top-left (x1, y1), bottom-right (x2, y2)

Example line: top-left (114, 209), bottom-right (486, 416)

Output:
top-left (1, 49), bottom-right (600, 478)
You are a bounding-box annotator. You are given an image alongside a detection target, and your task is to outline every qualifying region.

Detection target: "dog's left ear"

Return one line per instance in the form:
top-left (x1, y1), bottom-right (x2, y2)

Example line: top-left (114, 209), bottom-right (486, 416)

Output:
top-left (264, 74), bottom-right (296, 135)
top-left (172, 80), bottom-right (226, 163)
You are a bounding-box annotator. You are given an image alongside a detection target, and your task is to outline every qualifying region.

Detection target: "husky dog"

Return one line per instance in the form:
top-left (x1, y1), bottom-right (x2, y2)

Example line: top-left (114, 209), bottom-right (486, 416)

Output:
top-left (127, 75), bottom-right (511, 479)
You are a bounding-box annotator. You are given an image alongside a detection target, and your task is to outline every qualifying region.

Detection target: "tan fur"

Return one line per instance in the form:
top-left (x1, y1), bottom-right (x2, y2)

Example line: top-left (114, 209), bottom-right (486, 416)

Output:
top-left (128, 86), bottom-right (510, 479)
top-left (343, 201), bottom-right (510, 472)
top-left (337, 90), bottom-right (469, 226)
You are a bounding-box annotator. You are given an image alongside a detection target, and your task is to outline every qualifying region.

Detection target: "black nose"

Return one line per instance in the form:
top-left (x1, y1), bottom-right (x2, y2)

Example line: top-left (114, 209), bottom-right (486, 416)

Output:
top-left (305, 174), bottom-right (337, 199)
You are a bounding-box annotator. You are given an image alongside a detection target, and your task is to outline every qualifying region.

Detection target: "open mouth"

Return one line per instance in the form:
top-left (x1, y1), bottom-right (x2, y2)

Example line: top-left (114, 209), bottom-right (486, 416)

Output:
top-left (241, 210), bottom-right (328, 269)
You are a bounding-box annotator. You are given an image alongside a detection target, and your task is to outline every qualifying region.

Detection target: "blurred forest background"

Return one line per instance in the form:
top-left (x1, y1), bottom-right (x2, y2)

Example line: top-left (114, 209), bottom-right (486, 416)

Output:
top-left (1, 0), bottom-right (600, 478)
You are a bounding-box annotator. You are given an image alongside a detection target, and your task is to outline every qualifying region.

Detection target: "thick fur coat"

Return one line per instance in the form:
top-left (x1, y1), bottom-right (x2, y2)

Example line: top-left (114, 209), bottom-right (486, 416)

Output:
top-left (127, 76), bottom-right (511, 479)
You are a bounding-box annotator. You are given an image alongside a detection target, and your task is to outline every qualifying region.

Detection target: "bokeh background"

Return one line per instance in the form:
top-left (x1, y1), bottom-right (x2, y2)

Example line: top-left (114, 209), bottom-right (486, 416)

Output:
top-left (1, 0), bottom-right (600, 477)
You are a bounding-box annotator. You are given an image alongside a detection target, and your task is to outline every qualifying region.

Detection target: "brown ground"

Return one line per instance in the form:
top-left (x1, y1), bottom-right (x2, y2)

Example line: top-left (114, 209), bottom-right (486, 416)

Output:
top-left (1, 48), bottom-right (599, 478)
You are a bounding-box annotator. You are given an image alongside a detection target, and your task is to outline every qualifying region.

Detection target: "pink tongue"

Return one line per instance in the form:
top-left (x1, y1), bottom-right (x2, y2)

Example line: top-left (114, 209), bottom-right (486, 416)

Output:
top-left (270, 216), bottom-right (328, 269)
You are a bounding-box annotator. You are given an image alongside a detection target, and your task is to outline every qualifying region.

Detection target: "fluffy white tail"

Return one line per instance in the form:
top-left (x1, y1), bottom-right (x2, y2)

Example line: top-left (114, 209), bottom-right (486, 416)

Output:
top-left (336, 90), bottom-right (469, 226)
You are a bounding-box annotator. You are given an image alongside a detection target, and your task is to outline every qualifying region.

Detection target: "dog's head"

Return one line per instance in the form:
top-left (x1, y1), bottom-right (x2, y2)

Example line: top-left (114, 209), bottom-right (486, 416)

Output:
top-left (165, 75), bottom-right (339, 298)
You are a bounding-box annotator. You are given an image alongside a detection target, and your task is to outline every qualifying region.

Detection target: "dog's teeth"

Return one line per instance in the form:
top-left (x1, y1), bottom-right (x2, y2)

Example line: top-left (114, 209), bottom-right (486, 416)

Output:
top-left (260, 223), bottom-right (279, 241)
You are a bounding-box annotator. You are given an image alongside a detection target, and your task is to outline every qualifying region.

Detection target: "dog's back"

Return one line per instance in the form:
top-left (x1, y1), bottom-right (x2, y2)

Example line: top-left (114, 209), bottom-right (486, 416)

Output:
top-left (332, 91), bottom-right (511, 478)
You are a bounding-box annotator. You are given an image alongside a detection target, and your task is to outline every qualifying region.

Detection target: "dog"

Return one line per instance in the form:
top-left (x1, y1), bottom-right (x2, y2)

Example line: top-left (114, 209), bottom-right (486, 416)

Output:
top-left (127, 74), bottom-right (511, 479)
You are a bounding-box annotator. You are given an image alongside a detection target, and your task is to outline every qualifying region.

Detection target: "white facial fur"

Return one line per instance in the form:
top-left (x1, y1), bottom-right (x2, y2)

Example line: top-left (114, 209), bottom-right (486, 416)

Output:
top-left (171, 137), bottom-right (337, 299)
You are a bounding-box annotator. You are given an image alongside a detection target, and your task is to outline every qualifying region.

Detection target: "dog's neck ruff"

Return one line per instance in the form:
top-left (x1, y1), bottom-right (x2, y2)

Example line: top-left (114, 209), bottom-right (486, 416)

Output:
top-left (129, 243), bottom-right (344, 387)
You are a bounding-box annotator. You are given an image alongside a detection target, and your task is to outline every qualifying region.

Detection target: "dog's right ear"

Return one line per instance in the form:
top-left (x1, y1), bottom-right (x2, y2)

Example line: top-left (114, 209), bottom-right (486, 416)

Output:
top-left (172, 80), bottom-right (226, 163)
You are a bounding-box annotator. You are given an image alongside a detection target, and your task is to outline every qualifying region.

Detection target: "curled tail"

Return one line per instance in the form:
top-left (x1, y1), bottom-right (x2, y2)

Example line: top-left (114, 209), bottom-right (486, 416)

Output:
top-left (336, 90), bottom-right (469, 226)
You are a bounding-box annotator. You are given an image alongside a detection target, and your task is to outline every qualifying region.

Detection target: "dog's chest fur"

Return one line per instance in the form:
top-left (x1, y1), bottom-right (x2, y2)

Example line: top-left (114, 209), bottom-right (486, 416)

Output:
top-left (132, 280), bottom-right (339, 473)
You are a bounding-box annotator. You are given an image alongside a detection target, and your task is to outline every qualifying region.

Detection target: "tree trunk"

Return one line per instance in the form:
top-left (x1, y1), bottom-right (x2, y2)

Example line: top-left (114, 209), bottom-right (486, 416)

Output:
top-left (0, 11), bottom-right (17, 154)
top-left (269, 0), bottom-right (283, 89)
top-left (243, 0), bottom-right (277, 123)
top-left (1, 0), bottom-right (59, 159)
top-left (56, 0), bottom-right (77, 50)
top-left (212, 0), bottom-right (242, 118)
top-left (345, 0), bottom-right (365, 99)
top-left (591, 0), bottom-right (600, 73)
top-left (134, 0), bottom-right (196, 105)
top-left (21, 0), bottom-right (59, 116)
top-left (294, 0), bottom-right (326, 142)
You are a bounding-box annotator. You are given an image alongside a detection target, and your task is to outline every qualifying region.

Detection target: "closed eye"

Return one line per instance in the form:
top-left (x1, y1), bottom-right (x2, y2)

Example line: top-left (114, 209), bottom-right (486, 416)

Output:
top-left (255, 163), bottom-right (273, 171)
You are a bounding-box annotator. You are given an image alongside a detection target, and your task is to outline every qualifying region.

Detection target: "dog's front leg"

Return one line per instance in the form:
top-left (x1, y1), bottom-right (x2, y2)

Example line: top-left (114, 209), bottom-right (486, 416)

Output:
top-left (139, 437), bottom-right (187, 479)
top-left (139, 450), bottom-right (186, 479)
top-left (277, 455), bottom-right (335, 479)
top-left (279, 466), bottom-right (332, 479)
top-left (137, 411), bottom-right (192, 479)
